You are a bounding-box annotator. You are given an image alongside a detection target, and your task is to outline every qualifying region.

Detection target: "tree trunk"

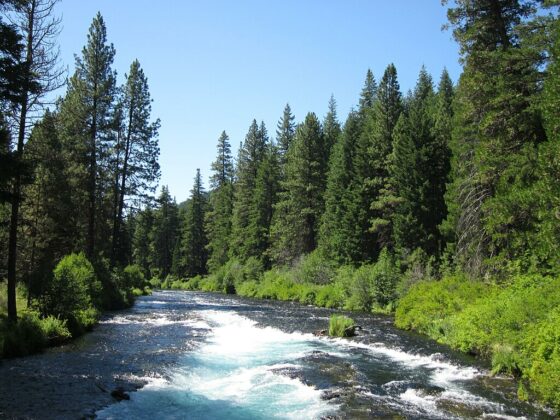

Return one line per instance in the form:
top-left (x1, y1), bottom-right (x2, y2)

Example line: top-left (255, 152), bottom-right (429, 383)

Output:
top-left (7, 0), bottom-right (36, 322)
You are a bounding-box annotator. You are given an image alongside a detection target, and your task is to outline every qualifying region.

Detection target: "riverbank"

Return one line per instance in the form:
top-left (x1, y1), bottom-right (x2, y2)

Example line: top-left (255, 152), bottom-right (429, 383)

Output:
top-left (0, 266), bottom-right (151, 359)
top-left (159, 268), bottom-right (560, 416)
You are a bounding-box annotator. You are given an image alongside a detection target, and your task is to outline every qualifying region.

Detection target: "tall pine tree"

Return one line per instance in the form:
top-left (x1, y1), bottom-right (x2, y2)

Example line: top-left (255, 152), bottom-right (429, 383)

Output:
top-left (180, 169), bottom-right (208, 277)
top-left (271, 112), bottom-right (327, 264)
top-left (205, 131), bottom-right (234, 272)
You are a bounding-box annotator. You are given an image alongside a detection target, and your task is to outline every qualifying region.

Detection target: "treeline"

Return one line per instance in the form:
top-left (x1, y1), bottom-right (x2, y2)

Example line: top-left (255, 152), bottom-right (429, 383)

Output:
top-left (1, 2), bottom-right (159, 354)
top-left (133, 1), bottom-right (560, 412)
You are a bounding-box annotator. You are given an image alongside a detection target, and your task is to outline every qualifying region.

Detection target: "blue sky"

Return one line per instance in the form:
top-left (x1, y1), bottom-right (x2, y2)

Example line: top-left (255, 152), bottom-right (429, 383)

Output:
top-left (52, 0), bottom-right (461, 203)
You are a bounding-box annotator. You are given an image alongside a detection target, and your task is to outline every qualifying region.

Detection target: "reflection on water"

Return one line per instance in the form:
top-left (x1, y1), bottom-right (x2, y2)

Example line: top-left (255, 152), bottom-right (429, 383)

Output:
top-left (0, 291), bottom-right (554, 419)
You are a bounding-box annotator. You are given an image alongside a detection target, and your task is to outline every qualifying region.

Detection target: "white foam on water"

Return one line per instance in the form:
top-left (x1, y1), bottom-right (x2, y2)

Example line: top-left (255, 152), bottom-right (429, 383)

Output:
top-left (100, 314), bottom-right (211, 329)
top-left (97, 309), bottom-right (336, 419)
top-left (331, 338), bottom-right (480, 384)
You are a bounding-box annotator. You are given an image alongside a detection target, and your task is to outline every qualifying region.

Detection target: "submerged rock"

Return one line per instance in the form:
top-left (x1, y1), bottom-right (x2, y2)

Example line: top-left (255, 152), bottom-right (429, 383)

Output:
top-left (110, 387), bottom-right (130, 401)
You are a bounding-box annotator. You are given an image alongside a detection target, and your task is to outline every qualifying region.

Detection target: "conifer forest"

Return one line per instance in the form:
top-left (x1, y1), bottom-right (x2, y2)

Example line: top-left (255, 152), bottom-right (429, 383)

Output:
top-left (1, 1), bottom-right (560, 418)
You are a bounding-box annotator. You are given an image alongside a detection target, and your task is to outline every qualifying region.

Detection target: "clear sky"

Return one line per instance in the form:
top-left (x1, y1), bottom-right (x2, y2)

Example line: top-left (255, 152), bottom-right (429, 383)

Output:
top-left (52, 0), bottom-right (461, 203)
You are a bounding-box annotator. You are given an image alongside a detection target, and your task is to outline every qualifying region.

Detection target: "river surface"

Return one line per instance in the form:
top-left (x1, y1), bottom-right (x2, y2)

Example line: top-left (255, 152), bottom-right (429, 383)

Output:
top-left (0, 290), bottom-right (554, 419)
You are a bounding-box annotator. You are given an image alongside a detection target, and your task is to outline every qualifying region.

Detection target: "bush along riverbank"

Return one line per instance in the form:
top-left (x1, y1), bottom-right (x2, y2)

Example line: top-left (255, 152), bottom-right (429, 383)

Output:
top-left (0, 253), bottom-right (151, 359)
top-left (153, 250), bottom-right (560, 415)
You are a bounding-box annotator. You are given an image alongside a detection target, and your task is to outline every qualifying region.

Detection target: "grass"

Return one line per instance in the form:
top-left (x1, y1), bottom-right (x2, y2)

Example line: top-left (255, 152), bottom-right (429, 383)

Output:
top-left (328, 314), bottom-right (356, 337)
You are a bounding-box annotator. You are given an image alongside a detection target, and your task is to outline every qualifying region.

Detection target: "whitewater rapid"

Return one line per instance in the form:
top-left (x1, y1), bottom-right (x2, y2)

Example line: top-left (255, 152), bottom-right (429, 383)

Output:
top-left (95, 292), bottom-right (551, 419)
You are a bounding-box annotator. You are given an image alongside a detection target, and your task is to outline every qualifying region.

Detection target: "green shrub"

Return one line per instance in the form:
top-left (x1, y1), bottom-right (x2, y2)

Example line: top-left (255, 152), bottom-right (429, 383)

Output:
top-left (398, 248), bottom-right (434, 298)
top-left (1, 311), bottom-right (46, 357)
top-left (522, 306), bottom-right (560, 411)
top-left (66, 306), bottom-right (99, 336)
top-left (315, 283), bottom-right (345, 308)
top-left (42, 253), bottom-right (101, 319)
top-left (243, 257), bottom-right (264, 282)
top-left (297, 284), bottom-right (318, 305)
top-left (160, 274), bottom-right (179, 290)
top-left (446, 275), bottom-right (560, 355)
top-left (39, 316), bottom-right (71, 345)
top-left (256, 270), bottom-right (298, 301)
top-left (236, 280), bottom-right (259, 297)
top-left (328, 314), bottom-right (356, 337)
top-left (293, 250), bottom-right (336, 285)
top-left (370, 248), bottom-right (400, 308)
top-left (149, 276), bottom-right (162, 289)
top-left (123, 264), bottom-right (146, 290)
top-left (344, 264), bottom-right (374, 312)
top-left (395, 275), bottom-right (489, 339)
top-left (132, 287), bottom-right (145, 296)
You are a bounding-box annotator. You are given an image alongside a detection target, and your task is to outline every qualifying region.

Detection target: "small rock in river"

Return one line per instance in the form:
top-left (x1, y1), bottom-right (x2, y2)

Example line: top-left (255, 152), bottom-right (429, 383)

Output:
top-left (110, 387), bottom-right (130, 401)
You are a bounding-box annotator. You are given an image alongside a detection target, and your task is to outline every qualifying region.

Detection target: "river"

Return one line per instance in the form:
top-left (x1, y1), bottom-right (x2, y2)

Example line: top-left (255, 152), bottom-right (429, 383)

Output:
top-left (0, 291), bottom-right (553, 419)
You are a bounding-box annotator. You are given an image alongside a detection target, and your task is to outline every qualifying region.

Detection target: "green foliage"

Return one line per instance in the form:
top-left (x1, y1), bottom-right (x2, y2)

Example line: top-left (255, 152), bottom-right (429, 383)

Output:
top-left (230, 120), bottom-right (269, 262)
top-left (122, 264), bottom-right (146, 290)
top-left (1, 311), bottom-right (47, 358)
top-left (206, 131), bottom-right (234, 272)
top-left (41, 253), bottom-right (101, 319)
top-left (523, 307), bottom-right (560, 411)
top-left (292, 250), bottom-right (336, 285)
top-left (395, 275), bottom-right (489, 339)
top-left (396, 272), bottom-right (560, 412)
top-left (271, 112), bottom-right (328, 264)
top-left (179, 169), bottom-right (209, 277)
top-left (328, 314), bottom-right (356, 337)
top-left (314, 283), bottom-right (345, 309)
top-left (0, 311), bottom-right (71, 358)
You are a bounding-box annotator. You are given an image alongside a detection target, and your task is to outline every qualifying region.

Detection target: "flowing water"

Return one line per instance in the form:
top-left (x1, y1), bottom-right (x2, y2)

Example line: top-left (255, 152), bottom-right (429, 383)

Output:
top-left (0, 291), bottom-right (554, 419)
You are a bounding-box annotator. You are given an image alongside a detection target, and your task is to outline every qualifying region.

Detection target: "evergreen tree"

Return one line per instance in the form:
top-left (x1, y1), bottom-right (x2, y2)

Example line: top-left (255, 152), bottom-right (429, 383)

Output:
top-left (431, 69), bottom-right (454, 252)
top-left (6, 0), bottom-right (63, 321)
top-left (323, 95), bottom-right (341, 155)
top-left (111, 59), bottom-right (160, 265)
top-left (63, 12), bottom-right (117, 261)
top-left (272, 112), bottom-right (327, 263)
top-left (369, 64), bottom-right (403, 249)
top-left (132, 205), bottom-right (155, 277)
top-left (180, 169), bottom-right (208, 277)
top-left (20, 110), bottom-right (75, 300)
top-left (443, 0), bottom-right (546, 275)
top-left (206, 131), bottom-right (234, 272)
top-left (359, 68), bottom-right (377, 113)
top-left (247, 142), bottom-right (280, 267)
top-left (391, 68), bottom-right (440, 255)
top-left (276, 103), bottom-right (295, 166)
top-left (152, 186), bottom-right (180, 278)
top-left (318, 112), bottom-right (362, 263)
top-left (230, 120), bottom-right (267, 262)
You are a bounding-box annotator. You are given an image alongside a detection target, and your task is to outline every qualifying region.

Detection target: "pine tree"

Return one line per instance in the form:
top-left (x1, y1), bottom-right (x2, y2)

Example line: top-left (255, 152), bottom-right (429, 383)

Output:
top-left (442, 0), bottom-right (546, 275)
top-left (391, 67), bottom-right (438, 255)
top-left (359, 69), bottom-right (377, 113)
top-left (431, 69), bottom-right (454, 252)
top-left (6, 0), bottom-right (63, 321)
top-left (180, 169), bottom-right (208, 277)
top-left (64, 12), bottom-right (117, 261)
top-left (152, 186), bottom-right (180, 278)
top-left (247, 142), bottom-right (280, 267)
top-left (132, 205), bottom-right (155, 277)
top-left (318, 111), bottom-right (361, 263)
top-left (111, 59), bottom-right (160, 265)
top-left (19, 110), bottom-right (75, 300)
top-left (323, 95), bottom-right (341, 155)
top-left (369, 64), bottom-right (403, 250)
top-left (206, 131), bottom-right (234, 272)
top-left (271, 112), bottom-right (327, 263)
top-left (230, 120), bottom-right (267, 262)
top-left (276, 103), bottom-right (295, 167)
